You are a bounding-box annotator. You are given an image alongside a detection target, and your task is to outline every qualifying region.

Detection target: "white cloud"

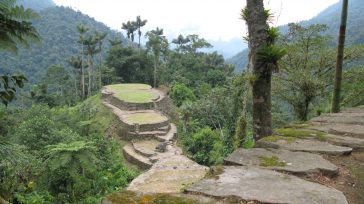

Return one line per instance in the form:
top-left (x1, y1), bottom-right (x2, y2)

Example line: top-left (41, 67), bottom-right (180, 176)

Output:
top-left (53, 0), bottom-right (340, 41)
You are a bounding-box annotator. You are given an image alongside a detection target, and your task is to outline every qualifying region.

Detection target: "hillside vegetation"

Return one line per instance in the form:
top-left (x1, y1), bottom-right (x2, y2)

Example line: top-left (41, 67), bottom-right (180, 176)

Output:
top-left (0, 6), bottom-right (125, 84)
top-left (228, 0), bottom-right (364, 72)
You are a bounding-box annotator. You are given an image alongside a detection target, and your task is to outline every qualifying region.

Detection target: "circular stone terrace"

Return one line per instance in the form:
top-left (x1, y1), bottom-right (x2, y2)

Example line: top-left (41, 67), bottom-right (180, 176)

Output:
top-left (104, 84), bottom-right (160, 104)
top-left (123, 112), bottom-right (168, 125)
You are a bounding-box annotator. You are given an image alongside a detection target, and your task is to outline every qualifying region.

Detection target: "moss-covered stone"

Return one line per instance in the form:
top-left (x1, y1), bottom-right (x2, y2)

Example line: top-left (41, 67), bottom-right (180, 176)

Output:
top-left (104, 191), bottom-right (210, 204)
top-left (259, 156), bottom-right (287, 167)
top-left (260, 135), bottom-right (297, 143)
top-left (275, 128), bottom-right (326, 141)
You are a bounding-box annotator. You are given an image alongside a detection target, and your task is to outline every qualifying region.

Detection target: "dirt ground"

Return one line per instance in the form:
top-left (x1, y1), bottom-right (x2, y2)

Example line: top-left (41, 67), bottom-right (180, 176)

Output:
top-left (302, 151), bottom-right (364, 204)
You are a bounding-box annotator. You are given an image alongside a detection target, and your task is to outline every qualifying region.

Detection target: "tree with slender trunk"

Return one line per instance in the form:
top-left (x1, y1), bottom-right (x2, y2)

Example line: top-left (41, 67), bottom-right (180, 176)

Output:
top-left (84, 35), bottom-right (100, 98)
top-left (332, 0), bottom-right (349, 113)
top-left (122, 21), bottom-right (137, 47)
top-left (146, 27), bottom-right (168, 88)
top-left (77, 24), bottom-right (89, 100)
top-left (68, 56), bottom-right (84, 100)
top-left (244, 0), bottom-right (285, 140)
top-left (95, 31), bottom-right (108, 89)
top-left (135, 16), bottom-right (147, 48)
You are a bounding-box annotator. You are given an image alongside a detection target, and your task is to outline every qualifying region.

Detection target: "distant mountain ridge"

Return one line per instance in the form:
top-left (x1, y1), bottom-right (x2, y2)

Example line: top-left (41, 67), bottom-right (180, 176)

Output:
top-left (228, 0), bottom-right (364, 72)
top-left (18, 0), bottom-right (55, 10)
top-left (0, 1), bottom-right (126, 84)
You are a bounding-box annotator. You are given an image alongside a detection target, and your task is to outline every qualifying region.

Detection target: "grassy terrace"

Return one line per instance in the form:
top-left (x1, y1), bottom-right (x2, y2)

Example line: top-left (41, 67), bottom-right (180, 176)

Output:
top-left (106, 84), bottom-right (152, 92)
top-left (115, 90), bottom-right (158, 103)
top-left (125, 112), bottom-right (168, 124)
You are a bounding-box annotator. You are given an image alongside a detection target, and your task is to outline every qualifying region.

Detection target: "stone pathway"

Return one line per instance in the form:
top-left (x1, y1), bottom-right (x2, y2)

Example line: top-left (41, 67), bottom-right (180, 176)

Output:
top-left (102, 84), bottom-right (363, 204)
top-left (101, 84), bottom-right (208, 197)
top-left (185, 106), bottom-right (364, 203)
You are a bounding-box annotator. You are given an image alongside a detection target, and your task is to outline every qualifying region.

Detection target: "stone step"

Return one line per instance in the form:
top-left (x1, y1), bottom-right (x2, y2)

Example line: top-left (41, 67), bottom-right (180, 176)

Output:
top-left (122, 144), bottom-right (153, 170)
top-left (157, 124), bottom-right (171, 132)
top-left (311, 115), bottom-right (364, 126)
top-left (328, 124), bottom-right (364, 138)
top-left (156, 123), bottom-right (177, 142)
top-left (185, 166), bottom-right (348, 204)
top-left (132, 140), bottom-right (161, 157)
top-left (224, 148), bottom-right (338, 177)
top-left (297, 128), bottom-right (364, 150)
top-left (127, 130), bottom-right (168, 139)
top-left (324, 134), bottom-right (364, 150)
top-left (127, 155), bottom-right (208, 194)
top-left (256, 138), bottom-right (352, 156)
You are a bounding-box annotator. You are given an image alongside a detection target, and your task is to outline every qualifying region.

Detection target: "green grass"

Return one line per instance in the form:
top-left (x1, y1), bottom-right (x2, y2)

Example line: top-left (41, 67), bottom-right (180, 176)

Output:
top-left (276, 128), bottom-right (327, 141)
top-left (106, 83), bottom-right (151, 92)
top-left (260, 128), bottom-right (327, 143)
top-left (259, 156), bottom-right (287, 167)
top-left (115, 90), bottom-right (158, 103)
top-left (284, 123), bottom-right (311, 129)
top-left (125, 113), bottom-right (167, 124)
top-left (260, 135), bottom-right (297, 143)
top-left (106, 191), bottom-right (214, 204)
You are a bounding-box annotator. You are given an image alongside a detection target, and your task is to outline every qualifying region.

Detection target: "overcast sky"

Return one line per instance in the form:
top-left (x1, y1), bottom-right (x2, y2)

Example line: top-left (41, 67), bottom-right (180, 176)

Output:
top-left (53, 0), bottom-right (340, 42)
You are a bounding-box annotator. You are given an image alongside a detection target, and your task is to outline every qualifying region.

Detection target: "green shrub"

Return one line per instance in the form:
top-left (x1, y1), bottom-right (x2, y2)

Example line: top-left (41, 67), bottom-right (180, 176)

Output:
top-left (183, 127), bottom-right (224, 166)
top-left (170, 83), bottom-right (196, 107)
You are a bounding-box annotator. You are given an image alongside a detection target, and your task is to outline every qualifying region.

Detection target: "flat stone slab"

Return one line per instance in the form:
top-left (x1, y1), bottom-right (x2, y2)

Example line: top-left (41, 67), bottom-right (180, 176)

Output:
top-left (328, 124), bottom-right (364, 138)
top-left (128, 155), bottom-right (208, 193)
top-left (256, 139), bottom-right (352, 156)
top-left (325, 134), bottom-right (364, 150)
top-left (186, 166), bottom-right (348, 204)
top-left (224, 148), bottom-right (338, 176)
top-left (311, 115), bottom-right (364, 126)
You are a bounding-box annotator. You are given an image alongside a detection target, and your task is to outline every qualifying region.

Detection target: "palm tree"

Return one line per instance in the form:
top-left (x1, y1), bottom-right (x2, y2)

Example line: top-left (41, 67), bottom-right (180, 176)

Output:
top-left (94, 31), bottom-right (108, 89)
top-left (77, 24), bottom-right (89, 100)
top-left (68, 56), bottom-right (84, 100)
top-left (172, 34), bottom-right (190, 52)
top-left (122, 21), bottom-right (137, 47)
top-left (332, 0), bottom-right (349, 113)
top-left (84, 35), bottom-right (100, 97)
top-left (146, 27), bottom-right (168, 88)
top-left (135, 16), bottom-right (147, 48)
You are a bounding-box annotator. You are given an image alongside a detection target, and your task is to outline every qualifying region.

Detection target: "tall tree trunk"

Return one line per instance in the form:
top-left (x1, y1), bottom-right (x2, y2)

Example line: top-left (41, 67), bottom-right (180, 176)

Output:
top-left (246, 0), bottom-right (272, 140)
top-left (138, 30), bottom-right (141, 48)
top-left (81, 45), bottom-right (85, 100)
top-left (332, 0), bottom-right (349, 113)
top-left (99, 52), bottom-right (102, 89)
top-left (153, 57), bottom-right (157, 88)
top-left (88, 54), bottom-right (93, 98)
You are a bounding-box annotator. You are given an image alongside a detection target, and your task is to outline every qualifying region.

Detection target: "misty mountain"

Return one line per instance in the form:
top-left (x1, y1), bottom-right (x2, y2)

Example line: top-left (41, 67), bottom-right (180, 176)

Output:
top-left (228, 0), bottom-right (364, 72)
top-left (0, 2), bottom-right (126, 84)
top-left (18, 0), bottom-right (55, 10)
top-left (209, 38), bottom-right (248, 58)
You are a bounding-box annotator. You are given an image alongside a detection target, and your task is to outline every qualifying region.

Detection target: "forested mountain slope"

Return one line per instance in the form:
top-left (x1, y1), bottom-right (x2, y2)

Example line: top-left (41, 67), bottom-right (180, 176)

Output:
top-left (0, 5), bottom-right (125, 84)
top-left (228, 0), bottom-right (364, 72)
top-left (18, 0), bottom-right (55, 10)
